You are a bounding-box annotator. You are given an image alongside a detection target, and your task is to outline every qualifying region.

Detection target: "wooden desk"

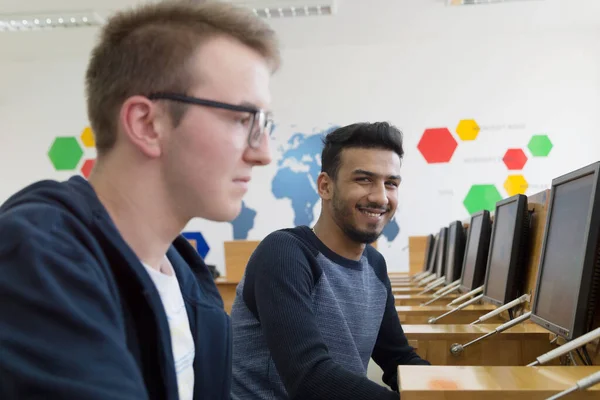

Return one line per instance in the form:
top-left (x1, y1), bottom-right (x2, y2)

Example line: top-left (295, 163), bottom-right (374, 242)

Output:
top-left (403, 324), bottom-right (553, 366)
top-left (397, 305), bottom-right (501, 324)
top-left (395, 294), bottom-right (460, 306)
top-left (390, 282), bottom-right (419, 288)
top-left (223, 240), bottom-right (260, 282)
top-left (397, 366), bottom-right (600, 400)
top-left (393, 287), bottom-right (426, 294)
top-left (409, 235), bottom-right (429, 275)
top-left (389, 278), bottom-right (413, 285)
top-left (215, 278), bottom-right (238, 314)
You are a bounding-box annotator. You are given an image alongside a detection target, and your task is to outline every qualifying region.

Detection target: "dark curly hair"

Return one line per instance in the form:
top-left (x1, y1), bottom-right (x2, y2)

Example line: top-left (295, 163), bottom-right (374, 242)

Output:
top-left (321, 122), bottom-right (404, 180)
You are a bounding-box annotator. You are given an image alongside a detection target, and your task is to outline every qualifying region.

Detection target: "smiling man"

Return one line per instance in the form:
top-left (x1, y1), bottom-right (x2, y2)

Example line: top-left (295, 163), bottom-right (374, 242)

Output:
top-left (230, 122), bottom-right (429, 400)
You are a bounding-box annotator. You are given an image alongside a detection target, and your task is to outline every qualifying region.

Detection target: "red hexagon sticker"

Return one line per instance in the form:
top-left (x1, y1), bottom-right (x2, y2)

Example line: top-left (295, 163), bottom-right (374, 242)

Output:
top-left (417, 128), bottom-right (458, 164)
top-left (502, 148), bottom-right (528, 170)
top-left (80, 159), bottom-right (96, 179)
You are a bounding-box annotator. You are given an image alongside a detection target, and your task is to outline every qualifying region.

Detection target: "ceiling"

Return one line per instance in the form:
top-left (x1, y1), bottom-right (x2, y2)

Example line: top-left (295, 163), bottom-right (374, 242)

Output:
top-left (1, 0), bottom-right (600, 50)
top-left (0, 0), bottom-right (148, 14)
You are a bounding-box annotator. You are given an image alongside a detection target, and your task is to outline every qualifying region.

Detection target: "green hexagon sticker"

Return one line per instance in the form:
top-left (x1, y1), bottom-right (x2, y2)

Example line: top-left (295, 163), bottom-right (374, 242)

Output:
top-left (527, 135), bottom-right (553, 157)
top-left (48, 136), bottom-right (84, 170)
top-left (463, 184), bottom-right (503, 215)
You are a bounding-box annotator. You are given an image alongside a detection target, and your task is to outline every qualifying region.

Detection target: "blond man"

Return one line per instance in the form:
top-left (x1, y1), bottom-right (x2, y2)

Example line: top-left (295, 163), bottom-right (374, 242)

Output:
top-left (0, 1), bottom-right (279, 399)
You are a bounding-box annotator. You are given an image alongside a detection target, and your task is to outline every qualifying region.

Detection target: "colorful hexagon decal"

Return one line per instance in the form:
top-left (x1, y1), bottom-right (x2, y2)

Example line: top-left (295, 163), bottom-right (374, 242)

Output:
top-left (527, 135), bottom-right (553, 157)
top-left (80, 127), bottom-right (96, 148)
top-left (80, 159), bottom-right (96, 179)
top-left (504, 175), bottom-right (529, 196)
top-left (502, 148), bottom-right (528, 170)
top-left (463, 184), bottom-right (502, 215)
top-left (48, 137), bottom-right (84, 171)
top-left (182, 231), bottom-right (210, 259)
top-left (456, 119), bottom-right (480, 141)
top-left (417, 128), bottom-right (458, 164)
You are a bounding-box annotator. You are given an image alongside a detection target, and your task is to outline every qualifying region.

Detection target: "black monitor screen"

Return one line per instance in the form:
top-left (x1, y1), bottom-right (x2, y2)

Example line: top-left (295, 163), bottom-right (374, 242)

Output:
top-left (436, 228), bottom-right (447, 278)
top-left (461, 215), bottom-right (482, 289)
top-left (484, 201), bottom-right (518, 304)
top-left (426, 236), bottom-right (438, 273)
top-left (445, 222), bottom-right (465, 285)
top-left (533, 173), bottom-right (595, 334)
top-left (422, 234), bottom-right (434, 272)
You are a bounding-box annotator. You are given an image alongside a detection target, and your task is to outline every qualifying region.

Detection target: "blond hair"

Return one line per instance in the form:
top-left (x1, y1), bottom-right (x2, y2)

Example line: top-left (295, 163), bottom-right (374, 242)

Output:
top-left (85, 0), bottom-right (280, 155)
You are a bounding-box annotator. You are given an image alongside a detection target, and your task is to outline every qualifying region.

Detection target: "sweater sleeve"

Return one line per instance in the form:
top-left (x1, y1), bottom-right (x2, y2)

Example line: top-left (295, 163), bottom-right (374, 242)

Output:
top-left (0, 210), bottom-right (149, 399)
top-left (370, 252), bottom-right (431, 392)
top-left (246, 232), bottom-right (399, 400)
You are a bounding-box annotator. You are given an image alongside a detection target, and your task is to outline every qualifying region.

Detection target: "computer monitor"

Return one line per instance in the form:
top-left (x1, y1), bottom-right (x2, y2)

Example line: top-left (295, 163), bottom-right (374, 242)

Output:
top-left (421, 234), bottom-right (435, 273)
top-left (530, 161), bottom-right (600, 340)
top-left (435, 227), bottom-right (448, 278)
top-left (459, 210), bottom-right (492, 293)
top-left (482, 194), bottom-right (530, 307)
top-left (426, 234), bottom-right (439, 274)
top-left (445, 221), bottom-right (466, 285)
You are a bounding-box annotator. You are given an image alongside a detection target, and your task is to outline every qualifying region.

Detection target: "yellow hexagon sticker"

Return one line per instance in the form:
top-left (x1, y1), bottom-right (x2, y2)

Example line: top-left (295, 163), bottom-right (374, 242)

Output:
top-left (80, 126), bottom-right (96, 148)
top-left (456, 119), bottom-right (480, 141)
top-left (504, 175), bottom-right (528, 197)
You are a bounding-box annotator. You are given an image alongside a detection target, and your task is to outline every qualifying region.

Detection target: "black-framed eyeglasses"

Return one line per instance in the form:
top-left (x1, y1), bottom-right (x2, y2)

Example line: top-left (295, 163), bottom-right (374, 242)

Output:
top-left (147, 92), bottom-right (274, 148)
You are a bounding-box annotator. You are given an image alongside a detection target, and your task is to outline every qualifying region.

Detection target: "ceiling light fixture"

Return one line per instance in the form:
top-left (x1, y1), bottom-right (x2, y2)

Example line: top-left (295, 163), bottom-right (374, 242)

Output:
top-left (0, 11), bottom-right (104, 32)
top-left (447, 0), bottom-right (544, 5)
top-left (246, 1), bottom-right (336, 18)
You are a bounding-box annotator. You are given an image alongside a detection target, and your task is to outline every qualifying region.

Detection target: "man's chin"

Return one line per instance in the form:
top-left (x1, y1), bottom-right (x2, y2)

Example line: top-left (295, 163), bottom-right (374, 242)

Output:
top-left (198, 203), bottom-right (242, 223)
top-left (345, 226), bottom-right (382, 245)
top-left (362, 221), bottom-right (387, 235)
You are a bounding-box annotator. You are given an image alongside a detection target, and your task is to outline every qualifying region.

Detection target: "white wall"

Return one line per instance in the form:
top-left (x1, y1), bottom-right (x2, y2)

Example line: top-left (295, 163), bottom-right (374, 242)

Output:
top-left (1, 0), bottom-right (600, 274)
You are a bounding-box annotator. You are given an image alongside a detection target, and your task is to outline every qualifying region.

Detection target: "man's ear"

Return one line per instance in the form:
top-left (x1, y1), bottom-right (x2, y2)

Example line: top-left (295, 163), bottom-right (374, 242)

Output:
top-left (317, 172), bottom-right (334, 200)
top-left (119, 95), bottom-right (165, 158)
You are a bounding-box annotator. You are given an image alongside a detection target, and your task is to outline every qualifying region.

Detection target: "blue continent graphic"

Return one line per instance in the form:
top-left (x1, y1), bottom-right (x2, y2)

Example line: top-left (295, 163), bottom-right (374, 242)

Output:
top-left (271, 129), bottom-right (334, 226)
top-left (382, 218), bottom-right (400, 242)
top-left (230, 201), bottom-right (256, 239)
top-left (271, 126), bottom-right (400, 243)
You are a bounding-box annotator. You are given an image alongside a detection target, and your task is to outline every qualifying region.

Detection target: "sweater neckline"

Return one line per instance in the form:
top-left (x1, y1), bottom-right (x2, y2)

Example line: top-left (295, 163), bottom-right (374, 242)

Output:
top-left (300, 226), bottom-right (366, 270)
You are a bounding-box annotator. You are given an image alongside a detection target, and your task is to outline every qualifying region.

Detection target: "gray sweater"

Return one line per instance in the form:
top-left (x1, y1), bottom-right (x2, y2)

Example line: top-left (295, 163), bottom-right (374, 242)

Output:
top-left (230, 226), bottom-right (429, 400)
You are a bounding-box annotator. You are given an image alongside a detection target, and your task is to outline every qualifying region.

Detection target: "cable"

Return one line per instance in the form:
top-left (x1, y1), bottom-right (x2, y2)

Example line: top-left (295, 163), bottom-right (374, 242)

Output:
top-left (575, 349), bottom-right (588, 366)
top-left (582, 347), bottom-right (594, 365)
top-left (569, 352), bottom-right (578, 366)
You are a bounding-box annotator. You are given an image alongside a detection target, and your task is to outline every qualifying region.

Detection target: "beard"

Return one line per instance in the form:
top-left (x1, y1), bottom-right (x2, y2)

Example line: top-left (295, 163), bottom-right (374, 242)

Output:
top-left (331, 189), bottom-right (386, 244)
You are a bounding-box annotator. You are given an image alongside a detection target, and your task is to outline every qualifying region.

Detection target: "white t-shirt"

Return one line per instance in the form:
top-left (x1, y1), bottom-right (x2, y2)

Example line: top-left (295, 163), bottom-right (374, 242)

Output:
top-left (142, 257), bottom-right (195, 400)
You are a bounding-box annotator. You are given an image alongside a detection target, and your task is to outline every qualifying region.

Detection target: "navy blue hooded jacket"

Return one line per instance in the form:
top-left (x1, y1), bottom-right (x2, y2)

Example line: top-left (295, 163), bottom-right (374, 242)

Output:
top-left (0, 176), bottom-right (232, 399)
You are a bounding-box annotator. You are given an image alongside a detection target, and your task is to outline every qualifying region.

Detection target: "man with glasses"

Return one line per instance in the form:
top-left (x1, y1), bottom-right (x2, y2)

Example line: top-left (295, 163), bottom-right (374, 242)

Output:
top-left (147, 93), bottom-right (274, 146)
top-left (0, 1), bottom-right (279, 400)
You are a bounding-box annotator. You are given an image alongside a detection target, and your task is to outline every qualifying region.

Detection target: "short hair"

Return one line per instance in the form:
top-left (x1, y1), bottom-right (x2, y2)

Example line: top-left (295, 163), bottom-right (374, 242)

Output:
top-left (85, 0), bottom-right (281, 155)
top-left (321, 122), bottom-right (404, 180)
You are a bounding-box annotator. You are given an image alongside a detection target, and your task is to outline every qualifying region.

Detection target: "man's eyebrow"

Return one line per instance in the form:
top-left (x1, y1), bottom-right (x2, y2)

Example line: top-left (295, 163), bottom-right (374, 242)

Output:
top-left (351, 169), bottom-right (401, 181)
top-left (236, 101), bottom-right (258, 110)
top-left (239, 101), bottom-right (271, 112)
